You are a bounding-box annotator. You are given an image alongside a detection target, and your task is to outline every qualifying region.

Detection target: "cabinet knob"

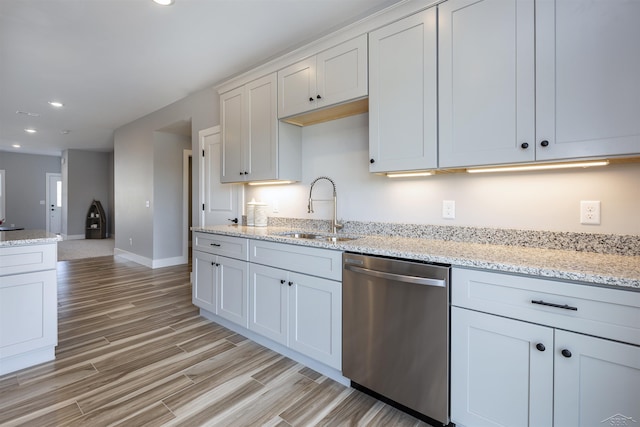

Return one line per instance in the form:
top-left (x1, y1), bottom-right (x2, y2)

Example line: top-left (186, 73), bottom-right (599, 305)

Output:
top-left (280, 279), bottom-right (286, 284)
top-left (215, 263), bottom-right (220, 267)
top-left (244, 171), bottom-right (248, 175)
top-left (370, 158), bottom-right (375, 164)
top-left (239, 172), bottom-right (244, 175)
top-left (521, 142), bottom-right (529, 149)
top-left (317, 94), bottom-right (322, 99)
top-left (228, 218), bottom-right (238, 224)
top-left (540, 140), bottom-right (549, 147)
top-left (561, 349), bottom-right (572, 358)
top-left (211, 262), bottom-right (215, 266)
top-left (309, 97), bottom-right (314, 102)
top-left (536, 343), bottom-right (546, 352)
top-left (288, 281), bottom-right (293, 286)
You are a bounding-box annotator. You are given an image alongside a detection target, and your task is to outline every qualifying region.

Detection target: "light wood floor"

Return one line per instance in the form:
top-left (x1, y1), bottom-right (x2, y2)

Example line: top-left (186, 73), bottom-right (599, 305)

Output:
top-left (0, 256), bottom-right (432, 426)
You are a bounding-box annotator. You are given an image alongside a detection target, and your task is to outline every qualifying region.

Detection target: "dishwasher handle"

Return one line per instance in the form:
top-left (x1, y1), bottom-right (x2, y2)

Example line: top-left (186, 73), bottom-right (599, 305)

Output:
top-left (344, 264), bottom-right (446, 287)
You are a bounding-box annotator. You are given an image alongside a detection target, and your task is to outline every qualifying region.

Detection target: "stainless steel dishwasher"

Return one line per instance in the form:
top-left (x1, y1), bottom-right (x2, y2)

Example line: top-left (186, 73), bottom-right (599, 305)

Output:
top-left (342, 252), bottom-right (451, 426)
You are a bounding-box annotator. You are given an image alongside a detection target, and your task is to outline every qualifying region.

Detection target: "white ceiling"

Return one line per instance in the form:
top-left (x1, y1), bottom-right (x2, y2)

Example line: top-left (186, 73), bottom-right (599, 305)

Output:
top-left (0, 0), bottom-right (402, 157)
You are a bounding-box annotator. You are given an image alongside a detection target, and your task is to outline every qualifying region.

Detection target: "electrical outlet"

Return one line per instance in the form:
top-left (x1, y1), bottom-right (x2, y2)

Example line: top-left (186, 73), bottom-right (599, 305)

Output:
top-left (442, 200), bottom-right (456, 219)
top-left (580, 201), bottom-right (601, 225)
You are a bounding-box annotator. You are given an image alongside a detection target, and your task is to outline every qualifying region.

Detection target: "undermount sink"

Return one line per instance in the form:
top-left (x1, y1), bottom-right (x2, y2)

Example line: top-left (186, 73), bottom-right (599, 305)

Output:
top-left (279, 232), bottom-right (357, 243)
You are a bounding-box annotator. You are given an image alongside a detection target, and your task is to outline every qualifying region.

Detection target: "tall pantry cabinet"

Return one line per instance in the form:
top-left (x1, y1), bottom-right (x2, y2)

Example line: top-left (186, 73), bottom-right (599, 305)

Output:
top-left (439, 0), bottom-right (640, 168)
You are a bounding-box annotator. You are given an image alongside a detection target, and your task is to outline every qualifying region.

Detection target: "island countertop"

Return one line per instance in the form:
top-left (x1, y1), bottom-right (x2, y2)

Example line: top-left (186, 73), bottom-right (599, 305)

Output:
top-left (0, 230), bottom-right (62, 247)
top-left (193, 225), bottom-right (640, 290)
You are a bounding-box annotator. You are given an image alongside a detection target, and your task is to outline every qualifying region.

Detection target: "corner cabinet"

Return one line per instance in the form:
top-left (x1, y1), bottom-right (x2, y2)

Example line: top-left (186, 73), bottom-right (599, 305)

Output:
top-left (277, 35), bottom-right (368, 120)
top-left (439, 0), bottom-right (640, 168)
top-left (451, 268), bottom-right (640, 427)
top-left (368, 8), bottom-right (437, 173)
top-left (220, 73), bottom-right (301, 184)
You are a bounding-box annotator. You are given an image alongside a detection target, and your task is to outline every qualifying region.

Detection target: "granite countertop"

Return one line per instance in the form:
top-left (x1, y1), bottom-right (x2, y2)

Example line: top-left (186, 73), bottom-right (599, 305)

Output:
top-left (193, 225), bottom-right (640, 290)
top-left (0, 229), bottom-right (62, 247)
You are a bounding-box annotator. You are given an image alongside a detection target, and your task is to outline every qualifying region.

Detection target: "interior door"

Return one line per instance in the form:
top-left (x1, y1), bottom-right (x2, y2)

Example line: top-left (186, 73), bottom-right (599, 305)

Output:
top-left (46, 173), bottom-right (62, 234)
top-left (199, 126), bottom-right (240, 226)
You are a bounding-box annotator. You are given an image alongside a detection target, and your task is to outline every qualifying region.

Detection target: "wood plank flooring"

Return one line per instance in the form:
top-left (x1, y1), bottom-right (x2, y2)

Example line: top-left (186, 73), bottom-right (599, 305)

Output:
top-left (0, 256), bottom-right (432, 426)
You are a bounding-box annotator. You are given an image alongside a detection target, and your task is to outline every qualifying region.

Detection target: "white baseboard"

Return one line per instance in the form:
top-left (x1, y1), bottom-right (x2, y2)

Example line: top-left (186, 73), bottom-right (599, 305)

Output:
top-left (152, 255), bottom-right (187, 269)
top-left (114, 249), bottom-right (187, 269)
top-left (114, 248), bottom-right (152, 268)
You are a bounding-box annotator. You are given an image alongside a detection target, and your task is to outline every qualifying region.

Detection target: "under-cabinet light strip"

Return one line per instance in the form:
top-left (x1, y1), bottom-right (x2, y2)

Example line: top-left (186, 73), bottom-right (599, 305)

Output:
top-left (386, 171), bottom-right (434, 178)
top-left (247, 180), bottom-right (294, 186)
top-left (466, 160), bottom-right (610, 174)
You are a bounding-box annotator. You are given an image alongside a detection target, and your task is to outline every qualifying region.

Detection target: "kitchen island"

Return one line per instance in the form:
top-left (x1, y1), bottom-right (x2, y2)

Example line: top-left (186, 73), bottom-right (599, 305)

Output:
top-left (0, 230), bottom-right (61, 375)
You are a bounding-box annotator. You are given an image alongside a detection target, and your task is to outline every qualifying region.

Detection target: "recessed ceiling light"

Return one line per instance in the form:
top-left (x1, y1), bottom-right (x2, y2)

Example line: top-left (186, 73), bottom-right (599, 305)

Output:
top-left (152, 0), bottom-right (174, 5)
top-left (24, 128), bottom-right (37, 133)
top-left (61, 129), bottom-right (71, 134)
top-left (16, 110), bottom-right (40, 117)
top-left (48, 101), bottom-right (64, 108)
top-left (12, 144), bottom-right (21, 148)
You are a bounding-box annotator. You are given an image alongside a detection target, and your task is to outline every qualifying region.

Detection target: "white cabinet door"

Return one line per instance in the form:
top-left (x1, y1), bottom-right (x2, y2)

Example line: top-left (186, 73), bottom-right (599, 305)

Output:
top-left (220, 86), bottom-right (245, 183)
top-left (316, 35), bottom-right (367, 111)
top-left (278, 57), bottom-right (316, 118)
top-left (0, 270), bottom-right (57, 360)
top-left (245, 74), bottom-right (277, 181)
top-left (369, 8), bottom-right (438, 172)
top-left (536, 0), bottom-right (640, 160)
top-left (217, 256), bottom-right (249, 328)
top-left (248, 263), bottom-right (288, 345)
top-left (192, 250), bottom-right (217, 313)
top-left (439, 0), bottom-right (535, 168)
top-left (451, 307), bottom-right (553, 427)
top-left (288, 272), bottom-right (342, 370)
top-left (554, 330), bottom-right (640, 427)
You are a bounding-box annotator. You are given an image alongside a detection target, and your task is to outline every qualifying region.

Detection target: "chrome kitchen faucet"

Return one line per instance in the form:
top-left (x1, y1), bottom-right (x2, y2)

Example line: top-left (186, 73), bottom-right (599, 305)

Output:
top-left (308, 176), bottom-right (343, 234)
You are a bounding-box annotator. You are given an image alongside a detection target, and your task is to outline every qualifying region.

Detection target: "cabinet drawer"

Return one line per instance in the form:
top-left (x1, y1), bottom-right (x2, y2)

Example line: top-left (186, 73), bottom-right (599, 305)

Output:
top-left (452, 268), bottom-right (640, 345)
top-left (193, 233), bottom-right (248, 260)
top-left (0, 244), bottom-right (57, 277)
top-left (249, 240), bottom-right (342, 281)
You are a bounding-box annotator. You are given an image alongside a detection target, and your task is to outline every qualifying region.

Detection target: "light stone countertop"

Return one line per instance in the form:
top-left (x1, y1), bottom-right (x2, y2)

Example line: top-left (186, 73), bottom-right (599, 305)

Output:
top-left (0, 229), bottom-right (62, 247)
top-left (193, 225), bottom-right (640, 290)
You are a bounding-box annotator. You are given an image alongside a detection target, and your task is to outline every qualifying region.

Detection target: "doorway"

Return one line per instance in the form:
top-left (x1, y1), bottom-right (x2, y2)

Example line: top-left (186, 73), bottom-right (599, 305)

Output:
top-left (46, 173), bottom-right (62, 234)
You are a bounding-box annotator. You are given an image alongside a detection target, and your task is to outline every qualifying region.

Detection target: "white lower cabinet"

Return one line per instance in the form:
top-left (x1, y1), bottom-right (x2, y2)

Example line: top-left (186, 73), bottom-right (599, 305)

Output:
top-left (554, 330), bottom-right (640, 427)
top-left (248, 263), bottom-right (342, 370)
top-left (451, 307), bottom-right (554, 427)
top-left (451, 268), bottom-right (640, 427)
top-left (0, 243), bottom-right (58, 375)
top-left (192, 233), bottom-right (249, 328)
top-left (193, 250), bottom-right (248, 328)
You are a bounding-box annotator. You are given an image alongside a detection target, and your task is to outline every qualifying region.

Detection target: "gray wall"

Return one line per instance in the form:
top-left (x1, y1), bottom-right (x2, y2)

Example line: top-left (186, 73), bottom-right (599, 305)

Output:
top-left (62, 149), bottom-right (111, 237)
top-left (153, 131), bottom-right (191, 259)
top-left (114, 86), bottom-right (217, 262)
top-left (0, 151), bottom-right (61, 230)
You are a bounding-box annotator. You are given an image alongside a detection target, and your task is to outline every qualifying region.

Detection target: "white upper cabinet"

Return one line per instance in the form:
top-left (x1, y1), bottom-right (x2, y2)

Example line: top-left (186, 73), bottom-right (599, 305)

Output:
top-left (439, 0), bottom-right (535, 168)
top-left (220, 73), bottom-right (301, 184)
top-left (278, 35), bottom-right (368, 119)
top-left (368, 8), bottom-right (438, 173)
top-left (439, 0), bottom-right (640, 168)
top-left (535, 0), bottom-right (640, 160)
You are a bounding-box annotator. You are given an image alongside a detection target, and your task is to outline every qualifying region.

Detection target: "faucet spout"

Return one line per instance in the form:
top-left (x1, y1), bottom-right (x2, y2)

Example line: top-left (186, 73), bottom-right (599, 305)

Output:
top-left (308, 176), bottom-right (343, 234)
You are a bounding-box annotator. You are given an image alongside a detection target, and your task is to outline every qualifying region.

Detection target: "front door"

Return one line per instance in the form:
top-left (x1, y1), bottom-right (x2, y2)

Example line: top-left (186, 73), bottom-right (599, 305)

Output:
top-left (46, 173), bottom-right (62, 234)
